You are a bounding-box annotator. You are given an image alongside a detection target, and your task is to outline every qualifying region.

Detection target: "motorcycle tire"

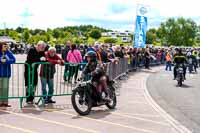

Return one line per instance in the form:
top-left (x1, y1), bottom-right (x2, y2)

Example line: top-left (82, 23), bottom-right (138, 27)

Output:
top-left (106, 87), bottom-right (117, 109)
top-left (178, 78), bottom-right (183, 87)
top-left (71, 90), bottom-right (92, 116)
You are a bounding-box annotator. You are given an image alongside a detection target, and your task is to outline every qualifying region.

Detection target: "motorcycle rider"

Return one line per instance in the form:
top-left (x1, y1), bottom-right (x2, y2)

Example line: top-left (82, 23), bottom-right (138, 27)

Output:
top-left (187, 52), bottom-right (197, 73)
top-left (80, 51), bottom-right (110, 103)
top-left (173, 48), bottom-right (187, 80)
top-left (192, 49), bottom-right (198, 68)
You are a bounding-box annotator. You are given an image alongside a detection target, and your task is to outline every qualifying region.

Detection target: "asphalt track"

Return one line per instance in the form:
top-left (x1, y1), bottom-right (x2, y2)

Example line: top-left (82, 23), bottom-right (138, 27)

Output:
top-left (147, 67), bottom-right (200, 133)
top-left (0, 54), bottom-right (191, 133)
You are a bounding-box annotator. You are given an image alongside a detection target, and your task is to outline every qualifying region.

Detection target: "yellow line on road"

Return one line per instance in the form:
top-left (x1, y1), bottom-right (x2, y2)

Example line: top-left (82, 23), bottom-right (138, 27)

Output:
top-left (111, 112), bottom-right (169, 126)
top-left (0, 123), bottom-right (37, 133)
top-left (0, 109), bottom-right (100, 133)
top-left (116, 112), bottom-right (160, 118)
top-left (48, 109), bottom-right (156, 133)
top-left (128, 101), bottom-right (150, 104)
top-left (22, 108), bottom-right (155, 133)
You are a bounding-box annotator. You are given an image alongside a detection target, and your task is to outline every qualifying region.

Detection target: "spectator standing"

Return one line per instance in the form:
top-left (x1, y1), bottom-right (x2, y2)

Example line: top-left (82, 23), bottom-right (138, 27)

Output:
top-left (100, 44), bottom-right (110, 63)
top-left (24, 41), bottom-right (46, 104)
top-left (0, 42), bottom-right (16, 107)
top-left (165, 50), bottom-right (172, 71)
top-left (67, 44), bottom-right (82, 83)
top-left (40, 47), bottom-right (64, 104)
top-left (61, 41), bottom-right (71, 81)
top-left (144, 48), bottom-right (151, 69)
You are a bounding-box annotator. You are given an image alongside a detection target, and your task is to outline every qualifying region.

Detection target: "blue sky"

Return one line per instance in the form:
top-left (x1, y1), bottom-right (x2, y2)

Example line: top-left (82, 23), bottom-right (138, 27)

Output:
top-left (0, 0), bottom-right (200, 31)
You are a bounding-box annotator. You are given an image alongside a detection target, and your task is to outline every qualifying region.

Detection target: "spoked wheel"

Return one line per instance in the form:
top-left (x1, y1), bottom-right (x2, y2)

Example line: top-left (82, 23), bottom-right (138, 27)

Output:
top-left (178, 77), bottom-right (183, 87)
top-left (71, 90), bottom-right (92, 115)
top-left (106, 87), bottom-right (117, 109)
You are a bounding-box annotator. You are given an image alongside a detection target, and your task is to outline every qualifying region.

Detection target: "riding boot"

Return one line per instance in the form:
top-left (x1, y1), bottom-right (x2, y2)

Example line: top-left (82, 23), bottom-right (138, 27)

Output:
top-left (96, 91), bottom-right (102, 102)
top-left (103, 89), bottom-right (111, 102)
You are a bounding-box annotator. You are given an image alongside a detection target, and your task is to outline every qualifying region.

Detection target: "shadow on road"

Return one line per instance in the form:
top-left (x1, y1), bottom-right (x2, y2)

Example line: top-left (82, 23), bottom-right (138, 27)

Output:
top-left (71, 109), bottom-right (115, 119)
top-left (175, 84), bottom-right (192, 88)
top-left (139, 69), bottom-right (158, 74)
top-left (21, 103), bottom-right (72, 115)
top-left (0, 109), bottom-right (10, 115)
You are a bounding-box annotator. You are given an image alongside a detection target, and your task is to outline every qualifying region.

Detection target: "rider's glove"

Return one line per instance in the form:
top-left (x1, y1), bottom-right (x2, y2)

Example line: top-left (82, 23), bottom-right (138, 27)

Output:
top-left (40, 57), bottom-right (46, 61)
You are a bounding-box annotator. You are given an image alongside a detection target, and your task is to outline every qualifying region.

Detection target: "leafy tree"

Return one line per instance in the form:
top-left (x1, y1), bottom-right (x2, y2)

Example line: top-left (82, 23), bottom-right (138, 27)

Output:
top-left (104, 38), bottom-right (117, 43)
top-left (9, 30), bottom-right (20, 41)
top-left (16, 27), bottom-right (23, 33)
top-left (157, 17), bottom-right (197, 46)
top-left (22, 29), bottom-right (30, 43)
top-left (89, 29), bottom-right (101, 40)
top-left (53, 29), bottom-right (61, 39)
top-left (146, 29), bottom-right (157, 44)
top-left (0, 30), bottom-right (5, 36)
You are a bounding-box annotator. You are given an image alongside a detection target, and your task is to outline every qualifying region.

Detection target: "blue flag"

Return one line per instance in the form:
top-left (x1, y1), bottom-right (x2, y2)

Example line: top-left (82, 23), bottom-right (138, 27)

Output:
top-left (134, 16), bottom-right (147, 48)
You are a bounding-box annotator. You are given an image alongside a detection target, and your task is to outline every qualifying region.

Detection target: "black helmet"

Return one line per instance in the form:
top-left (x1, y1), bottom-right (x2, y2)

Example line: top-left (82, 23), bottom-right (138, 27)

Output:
top-left (175, 48), bottom-right (179, 51)
top-left (85, 51), bottom-right (97, 61)
top-left (175, 48), bottom-right (182, 53)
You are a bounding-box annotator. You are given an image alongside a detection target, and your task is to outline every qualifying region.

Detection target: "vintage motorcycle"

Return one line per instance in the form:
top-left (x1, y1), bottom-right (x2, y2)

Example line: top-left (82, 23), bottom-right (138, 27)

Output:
top-left (176, 65), bottom-right (184, 86)
top-left (71, 79), bottom-right (117, 115)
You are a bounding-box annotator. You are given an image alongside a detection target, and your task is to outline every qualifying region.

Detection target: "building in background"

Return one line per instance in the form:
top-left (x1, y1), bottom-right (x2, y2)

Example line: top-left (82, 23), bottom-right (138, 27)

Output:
top-left (102, 31), bottom-right (132, 43)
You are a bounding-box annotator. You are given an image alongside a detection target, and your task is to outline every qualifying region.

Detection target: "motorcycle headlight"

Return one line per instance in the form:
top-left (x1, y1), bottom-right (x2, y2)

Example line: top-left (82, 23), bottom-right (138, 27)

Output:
top-left (80, 82), bottom-right (87, 87)
top-left (178, 68), bottom-right (183, 71)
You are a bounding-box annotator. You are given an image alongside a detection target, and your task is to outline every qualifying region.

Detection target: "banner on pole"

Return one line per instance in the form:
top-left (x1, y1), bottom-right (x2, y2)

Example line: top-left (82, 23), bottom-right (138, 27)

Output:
top-left (133, 4), bottom-right (148, 48)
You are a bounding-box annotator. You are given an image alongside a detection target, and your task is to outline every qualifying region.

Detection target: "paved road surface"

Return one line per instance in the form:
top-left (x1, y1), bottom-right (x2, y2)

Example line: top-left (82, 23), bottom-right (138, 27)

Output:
top-left (0, 55), bottom-right (186, 133)
top-left (147, 68), bottom-right (200, 133)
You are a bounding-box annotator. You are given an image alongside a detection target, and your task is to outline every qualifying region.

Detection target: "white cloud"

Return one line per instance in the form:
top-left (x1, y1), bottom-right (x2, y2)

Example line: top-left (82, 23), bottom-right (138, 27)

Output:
top-left (0, 0), bottom-right (200, 30)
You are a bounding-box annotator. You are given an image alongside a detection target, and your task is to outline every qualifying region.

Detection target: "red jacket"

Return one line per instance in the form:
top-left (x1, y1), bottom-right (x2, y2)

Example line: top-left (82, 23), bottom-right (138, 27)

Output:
top-left (40, 52), bottom-right (63, 79)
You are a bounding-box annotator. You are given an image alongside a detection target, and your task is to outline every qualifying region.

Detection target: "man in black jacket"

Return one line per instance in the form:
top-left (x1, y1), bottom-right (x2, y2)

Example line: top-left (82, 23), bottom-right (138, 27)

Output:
top-left (24, 41), bottom-right (47, 104)
top-left (61, 41), bottom-right (71, 81)
top-left (173, 48), bottom-right (187, 80)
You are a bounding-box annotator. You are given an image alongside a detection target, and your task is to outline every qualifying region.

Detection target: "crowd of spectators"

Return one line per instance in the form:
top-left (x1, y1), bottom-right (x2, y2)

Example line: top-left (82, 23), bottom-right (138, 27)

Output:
top-left (1, 40), bottom-right (200, 106)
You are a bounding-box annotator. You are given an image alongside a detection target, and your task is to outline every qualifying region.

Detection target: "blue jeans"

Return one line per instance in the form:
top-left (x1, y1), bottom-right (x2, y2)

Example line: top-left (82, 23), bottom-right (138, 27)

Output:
top-left (165, 61), bottom-right (172, 71)
top-left (40, 77), bottom-right (54, 100)
top-left (131, 58), bottom-right (136, 69)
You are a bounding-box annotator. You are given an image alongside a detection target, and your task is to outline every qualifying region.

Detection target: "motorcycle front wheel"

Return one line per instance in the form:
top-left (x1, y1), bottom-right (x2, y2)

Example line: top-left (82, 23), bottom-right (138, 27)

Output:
top-left (71, 90), bottom-right (92, 116)
top-left (178, 77), bottom-right (183, 86)
top-left (106, 86), bottom-right (117, 109)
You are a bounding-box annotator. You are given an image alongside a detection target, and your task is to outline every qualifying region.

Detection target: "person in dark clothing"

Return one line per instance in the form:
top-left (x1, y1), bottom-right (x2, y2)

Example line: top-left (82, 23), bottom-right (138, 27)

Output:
top-left (144, 48), bottom-right (150, 69)
top-left (24, 41), bottom-right (47, 104)
top-left (81, 51), bottom-right (98, 81)
top-left (78, 44), bottom-right (86, 58)
top-left (173, 48), bottom-right (187, 80)
top-left (115, 46), bottom-right (124, 58)
top-left (61, 41), bottom-right (71, 81)
top-left (80, 51), bottom-right (110, 103)
top-left (100, 45), bottom-right (110, 63)
top-left (136, 49), bottom-right (144, 67)
top-left (187, 52), bottom-right (197, 72)
top-left (131, 48), bottom-right (137, 68)
top-left (40, 47), bottom-right (64, 104)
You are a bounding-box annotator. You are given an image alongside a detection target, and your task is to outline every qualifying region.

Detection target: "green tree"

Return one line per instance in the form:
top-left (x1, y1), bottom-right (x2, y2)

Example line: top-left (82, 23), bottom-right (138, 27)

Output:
top-left (0, 30), bottom-right (4, 36)
top-left (89, 29), bottom-right (101, 40)
top-left (104, 38), bottom-right (117, 44)
top-left (53, 29), bottom-right (61, 39)
top-left (157, 17), bottom-right (197, 46)
top-left (9, 30), bottom-right (20, 41)
top-left (22, 29), bottom-right (30, 43)
top-left (146, 29), bottom-right (157, 44)
top-left (16, 27), bottom-right (23, 33)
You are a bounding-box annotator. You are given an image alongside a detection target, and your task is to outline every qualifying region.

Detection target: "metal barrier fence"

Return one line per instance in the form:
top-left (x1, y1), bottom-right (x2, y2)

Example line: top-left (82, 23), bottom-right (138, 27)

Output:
top-left (0, 63), bottom-right (30, 108)
top-left (31, 62), bottom-right (87, 105)
top-left (0, 57), bottom-right (162, 108)
top-left (107, 58), bottom-right (129, 80)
